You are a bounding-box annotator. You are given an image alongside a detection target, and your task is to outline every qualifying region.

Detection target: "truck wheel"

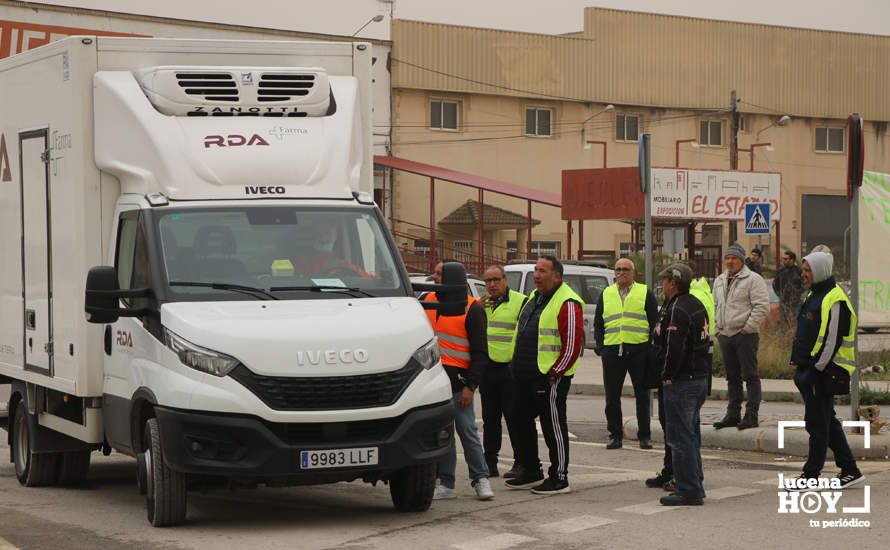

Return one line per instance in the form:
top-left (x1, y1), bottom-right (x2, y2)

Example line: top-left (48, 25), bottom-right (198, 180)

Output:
top-left (143, 418), bottom-right (187, 527)
top-left (389, 462), bottom-right (436, 512)
top-left (12, 402), bottom-right (59, 487)
top-left (57, 450), bottom-right (91, 484)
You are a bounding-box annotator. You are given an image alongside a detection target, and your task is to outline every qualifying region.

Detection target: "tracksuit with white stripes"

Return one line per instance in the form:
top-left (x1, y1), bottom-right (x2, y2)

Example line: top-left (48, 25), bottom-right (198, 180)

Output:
top-left (511, 283), bottom-right (584, 483)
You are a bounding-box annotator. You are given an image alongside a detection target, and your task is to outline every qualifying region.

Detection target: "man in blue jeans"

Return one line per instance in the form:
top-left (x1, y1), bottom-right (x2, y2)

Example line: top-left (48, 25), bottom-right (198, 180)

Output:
top-left (424, 261), bottom-right (494, 500)
top-left (654, 263), bottom-right (711, 506)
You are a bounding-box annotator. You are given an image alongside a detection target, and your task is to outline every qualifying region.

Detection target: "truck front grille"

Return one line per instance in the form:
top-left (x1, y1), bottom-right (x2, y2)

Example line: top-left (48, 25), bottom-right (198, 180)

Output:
top-left (266, 416), bottom-right (404, 445)
top-left (229, 360), bottom-right (423, 411)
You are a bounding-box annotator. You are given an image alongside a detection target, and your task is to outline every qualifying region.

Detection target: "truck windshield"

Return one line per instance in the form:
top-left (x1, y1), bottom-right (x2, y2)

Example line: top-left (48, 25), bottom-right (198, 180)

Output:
top-left (155, 205), bottom-right (406, 299)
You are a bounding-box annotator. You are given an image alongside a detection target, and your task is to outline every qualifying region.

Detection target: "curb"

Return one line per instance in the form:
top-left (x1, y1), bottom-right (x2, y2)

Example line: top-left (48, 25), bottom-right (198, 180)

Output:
top-left (623, 419), bottom-right (890, 459)
top-left (570, 383), bottom-right (802, 403)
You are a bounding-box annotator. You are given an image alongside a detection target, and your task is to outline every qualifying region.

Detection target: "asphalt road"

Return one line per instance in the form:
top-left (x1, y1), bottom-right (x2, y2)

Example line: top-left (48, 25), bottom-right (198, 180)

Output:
top-left (0, 394), bottom-right (887, 549)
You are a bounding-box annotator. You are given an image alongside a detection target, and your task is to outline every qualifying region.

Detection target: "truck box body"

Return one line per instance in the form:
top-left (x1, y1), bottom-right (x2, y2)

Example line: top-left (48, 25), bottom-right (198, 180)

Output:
top-left (0, 37), bottom-right (452, 523)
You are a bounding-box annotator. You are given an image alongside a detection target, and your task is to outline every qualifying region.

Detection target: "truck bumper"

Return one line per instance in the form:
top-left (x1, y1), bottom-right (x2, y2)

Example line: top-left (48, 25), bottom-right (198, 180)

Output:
top-left (153, 401), bottom-right (453, 484)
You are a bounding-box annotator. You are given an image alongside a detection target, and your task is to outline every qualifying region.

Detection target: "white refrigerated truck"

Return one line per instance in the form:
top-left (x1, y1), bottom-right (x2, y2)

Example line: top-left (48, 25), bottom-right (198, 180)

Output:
top-left (0, 36), bottom-right (458, 526)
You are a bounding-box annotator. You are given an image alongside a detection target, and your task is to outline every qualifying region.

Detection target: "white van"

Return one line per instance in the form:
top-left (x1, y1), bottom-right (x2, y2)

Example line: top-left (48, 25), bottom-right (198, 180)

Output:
top-left (504, 261), bottom-right (614, 349)
top-left (0, 37), bottom-right (459, 526)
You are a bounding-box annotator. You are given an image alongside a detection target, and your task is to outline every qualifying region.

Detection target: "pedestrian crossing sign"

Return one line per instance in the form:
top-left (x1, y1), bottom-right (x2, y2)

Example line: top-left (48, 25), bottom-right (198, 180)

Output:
top-left (744, 203), bottom-right (770, 235)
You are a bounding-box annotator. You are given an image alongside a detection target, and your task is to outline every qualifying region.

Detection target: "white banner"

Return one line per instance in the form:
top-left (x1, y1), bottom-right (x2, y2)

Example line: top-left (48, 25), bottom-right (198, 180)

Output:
top-left (650, 168), bottom-right (781, 221)
top-left (858, 171), bottom-right (890, 327)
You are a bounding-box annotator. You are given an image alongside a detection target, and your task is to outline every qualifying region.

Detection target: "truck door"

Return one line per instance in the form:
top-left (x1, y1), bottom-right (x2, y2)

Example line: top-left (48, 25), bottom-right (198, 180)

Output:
top-left (20, 130), bottom-right (53, 376)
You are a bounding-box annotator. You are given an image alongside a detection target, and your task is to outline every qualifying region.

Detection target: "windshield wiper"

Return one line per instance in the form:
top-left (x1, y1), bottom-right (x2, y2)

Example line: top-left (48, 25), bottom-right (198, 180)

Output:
top-left (169, 281), bottom-right (279, 300)
top-left (270, 285), bottom-right (376, 298)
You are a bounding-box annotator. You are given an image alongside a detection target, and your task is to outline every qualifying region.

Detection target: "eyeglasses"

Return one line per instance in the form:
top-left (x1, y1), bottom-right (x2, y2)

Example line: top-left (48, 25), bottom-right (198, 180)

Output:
top-left (484, 277), bottom-right (503, 284)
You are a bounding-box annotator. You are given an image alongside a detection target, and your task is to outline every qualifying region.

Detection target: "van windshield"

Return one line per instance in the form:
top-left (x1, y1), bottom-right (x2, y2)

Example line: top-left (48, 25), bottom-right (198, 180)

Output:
top-left (155, 205), bottom-right (406, 299)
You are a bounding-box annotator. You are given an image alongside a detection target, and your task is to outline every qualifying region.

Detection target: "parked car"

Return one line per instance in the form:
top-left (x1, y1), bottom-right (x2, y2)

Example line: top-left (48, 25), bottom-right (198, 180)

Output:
top-left (504, 262), bottom-right (614, 350)
top-left (410, 274), bottom-right (486, 299)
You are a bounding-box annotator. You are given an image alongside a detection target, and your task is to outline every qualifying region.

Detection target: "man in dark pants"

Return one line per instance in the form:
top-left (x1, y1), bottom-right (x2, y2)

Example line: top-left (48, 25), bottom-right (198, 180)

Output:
top-left (480, 264), bottom-right (527, 478)
top-left (505, 256), bottom-right (584, 495)
top-left (788, 251), bottom-right (864, 489)
top-left (594, 258), bottom-right (659, 449)
top-left (654, 263), bottom-right (711, 506)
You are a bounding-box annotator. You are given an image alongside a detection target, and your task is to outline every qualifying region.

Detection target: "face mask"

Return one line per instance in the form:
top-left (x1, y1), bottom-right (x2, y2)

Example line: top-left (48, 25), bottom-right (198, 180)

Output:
top-left (314, 242), bottom-right (334, 253)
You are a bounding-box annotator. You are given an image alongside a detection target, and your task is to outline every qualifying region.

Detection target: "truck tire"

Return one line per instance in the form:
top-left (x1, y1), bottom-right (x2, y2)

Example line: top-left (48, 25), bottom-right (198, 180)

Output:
top-left (57, 450), bottom-right (91, 484)
top-left (143, 418), bottom-right (187, 527)
top-left (12, 402), bottom-right (59, 487)
top-left (389, 461), bottom-right (436, 512)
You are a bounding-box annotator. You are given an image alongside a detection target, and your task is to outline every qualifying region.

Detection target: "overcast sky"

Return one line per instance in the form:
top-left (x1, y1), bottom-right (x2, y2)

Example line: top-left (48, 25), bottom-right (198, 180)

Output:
top-left (26, 0), bottom-right (890, 39)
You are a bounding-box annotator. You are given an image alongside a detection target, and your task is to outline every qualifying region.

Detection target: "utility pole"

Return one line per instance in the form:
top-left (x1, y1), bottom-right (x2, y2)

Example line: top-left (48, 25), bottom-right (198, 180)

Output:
top-left (729, 90), bottom-right (740, 243)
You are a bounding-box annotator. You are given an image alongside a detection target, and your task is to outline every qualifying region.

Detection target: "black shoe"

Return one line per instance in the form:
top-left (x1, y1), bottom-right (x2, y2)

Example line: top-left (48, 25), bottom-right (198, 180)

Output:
top-left (486, 461), bottom-right (500, 478)
top-left (835, 471), bottom-right (865, 489)
top-left (645, 470), bottom-right (671, 488)
top-left (660, 493), bottom-right (703, 506)
top-left (639, 438), bottom-right (653, 449)
top-left (737, 413), bottom-right (759, 430)
top-left (503, 463), bottom-right (524, 480)
top-left (504, 470), bottom-right (545, 490)
top-left (531, 477), bottom-right (571, 495)
top-left (713, 415), bottom-right (740, 429)
top-left (606, 437), bottom-right (623, 449)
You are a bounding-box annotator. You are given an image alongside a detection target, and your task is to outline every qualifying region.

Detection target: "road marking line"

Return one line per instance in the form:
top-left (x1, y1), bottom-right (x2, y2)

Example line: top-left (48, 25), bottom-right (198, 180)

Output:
top-left (705, 486), bottom-right (760, 500)
top-left (534, 419), bottom-right (577, 439)
top-left (572, 471), bottom-right (651, 485)
top-left (453, 533), bottom-right (538, 550)
top-left (615, 501), bottom-right (680, 515)
top-left (756, 477), bottom-right (779, 485)
top-left (540, 515), bottom-right (617, 533)
top-left (0, 537), bottom-right (19, 550)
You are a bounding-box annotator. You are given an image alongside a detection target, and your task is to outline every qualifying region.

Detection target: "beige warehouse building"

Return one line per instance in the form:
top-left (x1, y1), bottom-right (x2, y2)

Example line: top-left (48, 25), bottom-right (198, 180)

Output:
top-left (385, 8), bottom-right (890, 275)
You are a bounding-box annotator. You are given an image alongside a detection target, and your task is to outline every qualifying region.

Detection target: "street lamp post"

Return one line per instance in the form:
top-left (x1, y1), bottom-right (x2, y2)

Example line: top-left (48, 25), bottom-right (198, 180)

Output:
top-left (351, 14), bottom-right (385, 37)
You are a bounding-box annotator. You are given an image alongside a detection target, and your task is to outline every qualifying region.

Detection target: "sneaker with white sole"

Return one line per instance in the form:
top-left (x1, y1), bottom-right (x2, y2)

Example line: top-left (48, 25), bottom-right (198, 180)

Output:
top-left (473, 477), bottom-right (495, 500)
top-left (433, 483), bottom-right (457, 500)
top-left (835, 471), bottom-right (865, 489)
top-left (530, 477), bottom-right (571, 495)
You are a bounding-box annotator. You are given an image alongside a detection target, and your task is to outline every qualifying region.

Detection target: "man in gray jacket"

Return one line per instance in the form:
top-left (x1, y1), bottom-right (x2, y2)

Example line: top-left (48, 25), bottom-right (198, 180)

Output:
top-left (712, 243), bottom-right (770, 430)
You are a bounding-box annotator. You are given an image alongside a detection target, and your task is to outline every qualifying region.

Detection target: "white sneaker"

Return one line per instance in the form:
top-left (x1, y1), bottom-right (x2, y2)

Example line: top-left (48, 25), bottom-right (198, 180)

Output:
top-left (433, 484), bottom-right (457, 500)
top-left (474, 477), bottom-right (495, 500)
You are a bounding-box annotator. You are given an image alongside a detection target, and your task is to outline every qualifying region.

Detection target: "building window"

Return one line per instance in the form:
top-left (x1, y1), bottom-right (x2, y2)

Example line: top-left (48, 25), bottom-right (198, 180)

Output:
top-left (430, 99), bottom-right (459, 130)
top-left (738, 115), bottom-right (748, 133)
top-left (616, 114), bottom-right (640, 142)
top-left (525, 107), bottom-right (552, 137)
top-left (452, 240), bottom-right (473, 263)
top-left (815, 126), bottom-right (845, 153)
top-left (699, 119), bottom-right (723, 147)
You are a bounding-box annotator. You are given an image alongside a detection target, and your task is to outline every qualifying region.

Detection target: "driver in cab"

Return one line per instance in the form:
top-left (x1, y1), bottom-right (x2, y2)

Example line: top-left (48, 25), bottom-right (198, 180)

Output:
top-left (290, 221), bottom-right (372, 279)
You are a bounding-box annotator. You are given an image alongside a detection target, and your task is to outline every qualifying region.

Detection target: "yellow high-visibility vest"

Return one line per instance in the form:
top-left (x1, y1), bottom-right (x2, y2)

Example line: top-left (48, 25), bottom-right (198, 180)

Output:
top-left (809, 285), bottom-right (857, 375)
top-left (601, 282), bottom-right (649, 345)
top-left (522, 283), bottom-right (585, 376)
top-left (485, 289), bottom-right (526, 363)
top-left (690, 277), bottom-right (715, 335)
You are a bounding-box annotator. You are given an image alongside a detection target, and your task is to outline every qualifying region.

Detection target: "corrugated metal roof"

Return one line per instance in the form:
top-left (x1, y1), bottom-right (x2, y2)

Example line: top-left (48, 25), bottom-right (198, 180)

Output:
top-left (392, 9), bottom-right (890, 121)
top-left (374, 155), bottom-right (562, 207)
top-left (439, 199), bottom-right (541, 227)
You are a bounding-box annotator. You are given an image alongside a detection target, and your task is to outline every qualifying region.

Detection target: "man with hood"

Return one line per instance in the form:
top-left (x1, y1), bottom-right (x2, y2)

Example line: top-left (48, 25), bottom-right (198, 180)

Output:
top-left (788, 251), bottom-right (864, 489)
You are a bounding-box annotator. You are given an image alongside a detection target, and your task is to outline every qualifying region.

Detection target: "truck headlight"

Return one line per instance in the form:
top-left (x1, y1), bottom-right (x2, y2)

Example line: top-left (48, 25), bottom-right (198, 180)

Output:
top-left (412, 339), bottom-right (441, 370)
top-left (164, 329), bottom-right (240, 377)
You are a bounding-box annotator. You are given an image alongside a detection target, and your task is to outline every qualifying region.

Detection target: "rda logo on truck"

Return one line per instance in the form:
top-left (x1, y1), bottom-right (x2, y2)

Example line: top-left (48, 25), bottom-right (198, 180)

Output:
top-left (203, 134), bottom-right (270, 148)
top-left (296, 349), bottom-right (369, 366)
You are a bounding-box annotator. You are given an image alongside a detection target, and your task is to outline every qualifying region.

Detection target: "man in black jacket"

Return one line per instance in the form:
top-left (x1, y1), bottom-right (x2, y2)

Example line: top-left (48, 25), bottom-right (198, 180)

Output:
top-left (789, 251), bottom-right (864, 489)
top-left (654, 263), bottom-right (710, 506)
top-left (773, 250), bottom-right (804, 330)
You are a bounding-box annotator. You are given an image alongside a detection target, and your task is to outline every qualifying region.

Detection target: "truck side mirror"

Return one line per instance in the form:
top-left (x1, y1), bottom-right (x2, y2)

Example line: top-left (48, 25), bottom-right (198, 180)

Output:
top-left (84, 266), bottom-right (151, 324)
top-left (413, 262), bottom-right (469, 317)
top-left (85, 266), bottom-right (123, 324)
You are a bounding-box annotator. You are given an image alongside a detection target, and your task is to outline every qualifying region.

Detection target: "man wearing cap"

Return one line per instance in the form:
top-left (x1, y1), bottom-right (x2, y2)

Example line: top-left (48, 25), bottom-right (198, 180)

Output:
top-left (712, 243), bottom-right (770, 430)
top-left (480, 264), bottom-right (527, 478)
top-left (788, 251), bottom-right (864, 489)
top-left (654, 263), bottom-right (711, 506)
top-left (594, 258), bottom-right (659, 450)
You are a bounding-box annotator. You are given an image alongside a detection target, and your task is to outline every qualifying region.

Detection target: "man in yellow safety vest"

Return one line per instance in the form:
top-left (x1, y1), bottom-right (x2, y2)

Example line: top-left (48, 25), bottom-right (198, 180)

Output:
top-left (788, 251), bottom-right (864, 489)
